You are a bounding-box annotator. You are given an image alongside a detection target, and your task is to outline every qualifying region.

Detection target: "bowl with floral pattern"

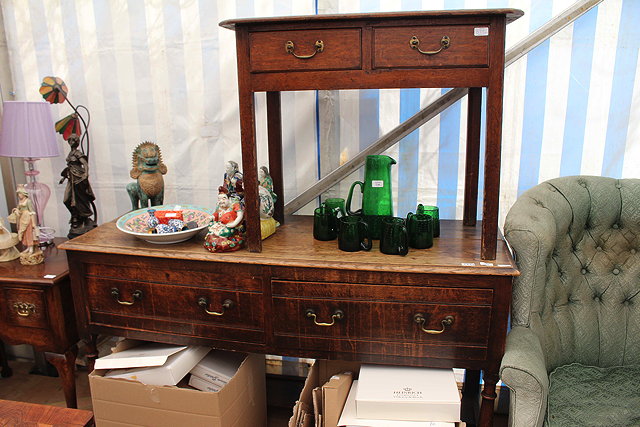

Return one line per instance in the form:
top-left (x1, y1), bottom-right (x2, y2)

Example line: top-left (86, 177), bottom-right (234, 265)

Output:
top-left (116, 204), bottom-right (214, 244)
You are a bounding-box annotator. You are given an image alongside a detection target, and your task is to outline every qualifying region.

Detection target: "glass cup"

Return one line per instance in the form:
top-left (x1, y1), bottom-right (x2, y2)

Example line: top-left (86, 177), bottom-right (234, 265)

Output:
top-left (324, 198), bottom-right (346, 218)
top-left (406, 212), bottom-right (433, 249)
top-left (379, 217), bottom-right (409, 256)
top-left (418, 204), bottom-right (440, 237)
top-left (338, 216), bottom-right (372, 252)
top-left (313, 204), bottom-right (338, 241)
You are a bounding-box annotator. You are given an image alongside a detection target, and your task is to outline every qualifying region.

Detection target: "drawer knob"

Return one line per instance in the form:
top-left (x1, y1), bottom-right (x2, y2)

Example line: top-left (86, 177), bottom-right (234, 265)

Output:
top-left (414, 313), bottom-right (454, 334)
top-left (13, 302), bottom-right (36, 317)
top-left (285, 40), bottom-right (324, 59)
top-left (409, 35), bottom-right (450, 55)
top-left (198, 297), bottom-right (234, 316)
top-left (305, 308), bottom-right (344, 326)
top-left (111, 288), bottom-right (143, 306)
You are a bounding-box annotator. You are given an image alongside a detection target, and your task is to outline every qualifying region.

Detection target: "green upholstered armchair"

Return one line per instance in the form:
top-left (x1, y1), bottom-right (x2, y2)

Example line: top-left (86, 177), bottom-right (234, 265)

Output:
top-left (499, 176), bottom-right (640, 427)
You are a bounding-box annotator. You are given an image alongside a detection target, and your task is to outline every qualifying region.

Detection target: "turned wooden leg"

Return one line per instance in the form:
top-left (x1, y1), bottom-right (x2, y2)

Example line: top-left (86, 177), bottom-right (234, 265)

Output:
top-left (478, 371), bottom-right (499, 427)
top-left (45, 345), bottom-right (78, 409)
top-left (84, 334), bottom-right (99, 373)
top-left (0, 340), bottom-right (12, 378)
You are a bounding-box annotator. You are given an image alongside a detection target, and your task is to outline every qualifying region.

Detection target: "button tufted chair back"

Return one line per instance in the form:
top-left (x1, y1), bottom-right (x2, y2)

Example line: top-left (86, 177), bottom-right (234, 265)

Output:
top-left (504, 176), bottom-right (640, 372)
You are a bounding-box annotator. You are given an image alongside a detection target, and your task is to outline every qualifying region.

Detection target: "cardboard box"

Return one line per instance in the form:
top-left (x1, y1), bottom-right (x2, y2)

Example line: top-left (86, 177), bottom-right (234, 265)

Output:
top-left (356, 365), bottom-right (460, 422)
top-left (101, 343), bottom-right (210, 386)
top-left (289, 360), bottom-right (360, 427)
top-left (90, 343), bottom-right (266, 427)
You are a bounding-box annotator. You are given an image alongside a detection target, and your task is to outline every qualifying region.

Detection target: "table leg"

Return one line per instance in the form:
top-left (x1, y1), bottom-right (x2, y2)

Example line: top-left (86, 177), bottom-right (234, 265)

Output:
top-left (45, 345), bottom-right (78, 409)
top-left (460, 369), bottom-right (481, 426)
top-left (464, 87), bottom-right (482, 226)
top-left (84, 334), bottom-right (99, 373)
top-left (266, 91), bottom-right (285, 224)
top-left (478, 371), bottom-right (499, 427)
top-left (0, 340), bottom-right (12, 378)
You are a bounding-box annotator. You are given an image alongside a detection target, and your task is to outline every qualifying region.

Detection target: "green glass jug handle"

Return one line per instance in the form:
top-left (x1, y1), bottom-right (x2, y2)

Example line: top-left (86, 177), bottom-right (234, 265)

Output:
top-left (398, 225), bottom-right (409, 256)
top-left (346, 181), bottom-right (364, 216)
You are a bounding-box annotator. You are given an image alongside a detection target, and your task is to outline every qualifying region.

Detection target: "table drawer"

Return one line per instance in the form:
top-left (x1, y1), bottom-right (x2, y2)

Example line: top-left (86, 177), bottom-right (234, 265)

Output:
top-left (2, 287), bottom-right (49, 330)
top-left (373, 25), bottom-right (489, 69)
top-left (249, 28), bottom-right (362, 72)
top-left (272, 280), bottom-right (492, 347)
top-left (86, 277), bottom-right (264, 331)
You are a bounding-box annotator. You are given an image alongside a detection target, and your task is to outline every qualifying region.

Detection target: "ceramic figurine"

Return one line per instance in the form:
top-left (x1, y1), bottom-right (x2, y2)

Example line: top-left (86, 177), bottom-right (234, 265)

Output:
top-left (60, 133), bottom-right (97, 238)
top-left (8, 185), bottom-right (44, 265)
top-left (222, 160), bottom-right (244, 203)
top-left (126, 141), bottom-right (167, 210)
top-left (204, 187), bottom-right (245, 253)
top-left (0, 217), bottom-right (20, 262)
top-left (258, 165), bottom-right (279, 239)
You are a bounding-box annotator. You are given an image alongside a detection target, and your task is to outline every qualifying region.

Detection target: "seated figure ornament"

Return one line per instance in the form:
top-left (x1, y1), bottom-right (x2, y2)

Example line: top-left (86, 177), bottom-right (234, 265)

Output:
top-left (204, 187), bottom-right (245, 253)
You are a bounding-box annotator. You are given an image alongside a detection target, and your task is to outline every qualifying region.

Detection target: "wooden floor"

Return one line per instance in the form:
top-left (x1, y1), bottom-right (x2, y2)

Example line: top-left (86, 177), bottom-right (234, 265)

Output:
top-left (0, 360), bottom-right (507, 426)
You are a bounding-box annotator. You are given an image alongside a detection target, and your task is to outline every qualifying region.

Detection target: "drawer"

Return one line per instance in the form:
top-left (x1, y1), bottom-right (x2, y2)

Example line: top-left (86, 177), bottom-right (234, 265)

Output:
top-left (249, 28), bottom-right (362, 72)
top-left (272, 280), bottom-right (492, 359)
top-left (86, 277), bottom-right (264, 333)
top-left (2, 287), bottom-right (49, 330)
top-left (373, 25), bottom-right (489, 69)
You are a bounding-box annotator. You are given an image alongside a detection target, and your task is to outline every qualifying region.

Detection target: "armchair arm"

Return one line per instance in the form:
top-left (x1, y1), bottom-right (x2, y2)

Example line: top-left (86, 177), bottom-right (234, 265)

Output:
top-left (500, 326), bottom-right (549, 427)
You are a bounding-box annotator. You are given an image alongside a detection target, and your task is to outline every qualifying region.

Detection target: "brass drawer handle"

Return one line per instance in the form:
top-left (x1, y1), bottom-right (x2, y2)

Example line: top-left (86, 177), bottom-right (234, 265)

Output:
top-left (305, 308), bottom-right (344, 326)
top-left (198, 297), bottom-right (234, 316)
top-left (414, 313), bottom-right (454, 334)
top-left (13, 302), bottom-right (36, 317)
top-left (409, 35), bottom-right (450, 55)
top-left (285, 40), bottom-right (324, 59)
top-left (111, 288), bottom-right (143, 306)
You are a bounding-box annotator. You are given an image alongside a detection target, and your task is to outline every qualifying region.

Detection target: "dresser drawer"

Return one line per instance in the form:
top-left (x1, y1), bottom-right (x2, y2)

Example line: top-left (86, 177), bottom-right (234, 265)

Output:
top-left (86, 277), bottom-right (263, 330)
top-left (2, 287), bottom-right (49, 330)
top-left (373, 25), bottom-right (489, 69)
top-left (249, 28), bottom-right (362, 72)
top-left (272, 280), bottom-right (492, 358)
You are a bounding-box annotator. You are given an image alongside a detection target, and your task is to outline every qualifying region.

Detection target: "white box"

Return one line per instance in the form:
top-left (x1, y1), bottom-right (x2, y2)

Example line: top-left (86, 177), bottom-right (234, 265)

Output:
top-left (189, 349), bottom-right (246, 385)
top-left (356, 365), bottom-right (460, 422)
top-left (99, 341), bottom-right (210, 386)
top-left (339, 381), bottom-right (457, 427)
top-left (188, 374), bottom-right (223, 393)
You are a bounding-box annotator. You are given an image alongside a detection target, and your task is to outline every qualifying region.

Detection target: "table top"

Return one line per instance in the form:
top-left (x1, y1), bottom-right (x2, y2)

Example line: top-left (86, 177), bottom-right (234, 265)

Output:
top-left (60, 216), bottom-right (518, 277)
top-left (220, 8), bottom-right (525, 30)
top-left (0, 238), bottom-right (68, 286)
top-left (0, 399), bottom-right (93, 426)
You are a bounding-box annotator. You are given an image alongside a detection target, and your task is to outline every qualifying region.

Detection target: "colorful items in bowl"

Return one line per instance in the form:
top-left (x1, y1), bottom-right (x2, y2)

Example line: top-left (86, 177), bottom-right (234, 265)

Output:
top-left (116, 204), bottom-right (213, 244)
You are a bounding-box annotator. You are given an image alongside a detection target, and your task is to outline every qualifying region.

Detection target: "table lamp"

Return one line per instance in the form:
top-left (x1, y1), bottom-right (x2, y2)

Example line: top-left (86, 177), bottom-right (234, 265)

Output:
top-left (0, 101), bottom-right (60, 243)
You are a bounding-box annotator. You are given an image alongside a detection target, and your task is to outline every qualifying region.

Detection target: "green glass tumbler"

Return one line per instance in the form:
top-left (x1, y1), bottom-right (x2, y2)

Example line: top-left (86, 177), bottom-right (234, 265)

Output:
top-left (406, 212), bottom-right (433, 249)
top-left (379, 217), bottom-right (409, 256)
top-left (338, 216), bottom-right (372, 252)
top-left (313, 204), bottom-right (338, 241)
top-left (418, 204), bottom-right (440, 237)
top-left (324, 198), bottom-right (346, 218)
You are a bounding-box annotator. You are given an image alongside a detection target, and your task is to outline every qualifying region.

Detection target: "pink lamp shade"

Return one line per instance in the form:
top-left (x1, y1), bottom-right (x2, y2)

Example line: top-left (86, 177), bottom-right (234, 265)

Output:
top-left (0, 101), bottom-right (60, 158)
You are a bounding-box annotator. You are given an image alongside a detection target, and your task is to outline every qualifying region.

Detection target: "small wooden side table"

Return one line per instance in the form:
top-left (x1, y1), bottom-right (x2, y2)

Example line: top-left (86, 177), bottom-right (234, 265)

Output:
top-left (0, 239), bottom-right (80, 408)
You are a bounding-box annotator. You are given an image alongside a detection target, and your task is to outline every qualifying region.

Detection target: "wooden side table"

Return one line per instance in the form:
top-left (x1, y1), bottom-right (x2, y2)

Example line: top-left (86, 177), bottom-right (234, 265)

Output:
top-left (0, 399), bottom-right (93, 426)
top-left (0, 239), bottom-right (80, 408)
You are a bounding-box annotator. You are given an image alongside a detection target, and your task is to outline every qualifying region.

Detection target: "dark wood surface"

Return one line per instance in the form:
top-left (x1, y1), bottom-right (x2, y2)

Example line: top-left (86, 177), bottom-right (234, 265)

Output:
top-left (0, 239), bottom-right (79, 408)
top-left (221, 10), bottom-right (521, 261)
top-left (0, 399), bottom-right (92, 426)
top-left (61, 215), bottom-right (517, 426)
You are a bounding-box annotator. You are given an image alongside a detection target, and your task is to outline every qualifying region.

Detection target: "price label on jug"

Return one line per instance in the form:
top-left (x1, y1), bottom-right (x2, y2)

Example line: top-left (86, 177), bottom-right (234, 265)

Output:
top-left (371, 180), bottom-right (384, 188)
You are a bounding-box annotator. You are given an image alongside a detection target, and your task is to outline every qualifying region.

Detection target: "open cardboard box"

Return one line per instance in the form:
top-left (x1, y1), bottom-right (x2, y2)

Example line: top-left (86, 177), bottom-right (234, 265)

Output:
top-left (290, 361), bottom-right (463, 427)
top-left (89, 340), bottom-right (266, 427)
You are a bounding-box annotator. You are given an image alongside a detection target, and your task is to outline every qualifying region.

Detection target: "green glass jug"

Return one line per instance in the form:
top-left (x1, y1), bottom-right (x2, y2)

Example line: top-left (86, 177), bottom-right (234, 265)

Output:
top-left (346, 155), bottom-right (396, 239)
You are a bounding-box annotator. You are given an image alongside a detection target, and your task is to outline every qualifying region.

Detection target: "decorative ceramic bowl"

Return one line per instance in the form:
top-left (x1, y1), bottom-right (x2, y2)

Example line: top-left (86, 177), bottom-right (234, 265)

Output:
top-left (116, 204), bottom-right (213, 244)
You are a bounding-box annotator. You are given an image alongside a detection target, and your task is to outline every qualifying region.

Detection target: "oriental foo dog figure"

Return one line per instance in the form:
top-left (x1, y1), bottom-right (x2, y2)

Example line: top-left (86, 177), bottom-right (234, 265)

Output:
top-left (126, 141), bottom-right (168, 210)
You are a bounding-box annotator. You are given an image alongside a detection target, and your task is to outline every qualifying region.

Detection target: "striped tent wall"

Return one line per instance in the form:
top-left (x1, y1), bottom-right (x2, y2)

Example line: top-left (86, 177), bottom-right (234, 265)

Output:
top-left (0, 0), bottom-right (638, 239)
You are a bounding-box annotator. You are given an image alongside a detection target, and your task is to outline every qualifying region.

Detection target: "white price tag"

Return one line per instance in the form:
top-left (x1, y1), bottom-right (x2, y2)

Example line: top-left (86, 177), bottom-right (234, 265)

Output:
top-left (474, 27), bottom-right (489, 36)
top-left (461, 262), bottom-right (476, 267)
top-left (371, 180), bottom-right (384, 188)
top-left (43, 274), bottom-right (57, 279)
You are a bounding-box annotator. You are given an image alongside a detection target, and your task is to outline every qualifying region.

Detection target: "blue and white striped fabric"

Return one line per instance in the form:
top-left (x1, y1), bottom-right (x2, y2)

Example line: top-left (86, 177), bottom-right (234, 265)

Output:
top-left (0, 0), bottom-right (638, 238)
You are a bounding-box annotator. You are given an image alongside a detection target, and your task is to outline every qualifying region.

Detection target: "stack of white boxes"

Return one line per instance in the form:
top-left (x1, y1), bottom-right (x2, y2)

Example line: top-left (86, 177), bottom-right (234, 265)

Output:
top-left (188, 349), bottom-right (247, 393)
